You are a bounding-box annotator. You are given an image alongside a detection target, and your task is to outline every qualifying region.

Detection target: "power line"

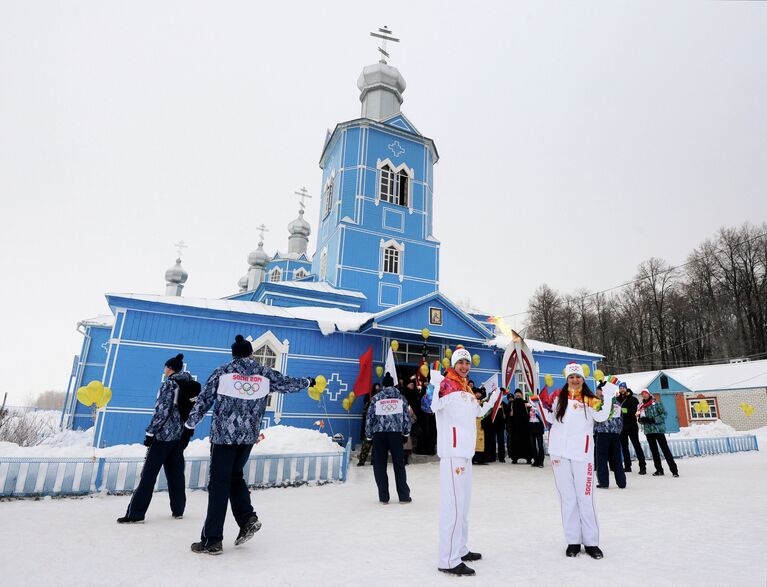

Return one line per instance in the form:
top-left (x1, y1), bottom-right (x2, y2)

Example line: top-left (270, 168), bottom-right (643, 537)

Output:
top-left (497, 229), bottom-right (767, 320)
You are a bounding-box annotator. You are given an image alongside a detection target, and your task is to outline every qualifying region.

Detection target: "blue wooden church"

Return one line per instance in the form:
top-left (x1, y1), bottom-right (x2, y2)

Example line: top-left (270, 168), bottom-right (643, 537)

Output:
top-left (61, 40), bottom-right (602, 447)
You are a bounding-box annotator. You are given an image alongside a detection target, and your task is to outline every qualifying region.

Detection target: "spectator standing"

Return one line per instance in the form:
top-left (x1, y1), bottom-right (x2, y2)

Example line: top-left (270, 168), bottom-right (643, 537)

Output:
top-left (509, 389), bottom-right (532, 464)
top-left (528, 402), bottom-right (545, 468)
top-left (593, 387), bottom-right (626, 489)
top-left (357, 383), bottom-right (381, 466)
top-left (637, 390), bottom-right (679, 478)
top-left (617, 384), bottom-right (646, 475)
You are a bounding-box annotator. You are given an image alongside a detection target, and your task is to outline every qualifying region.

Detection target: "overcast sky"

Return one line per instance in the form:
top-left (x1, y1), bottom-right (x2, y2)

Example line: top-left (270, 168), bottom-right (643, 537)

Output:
top-left (1, 1), bottom-right (766, 402)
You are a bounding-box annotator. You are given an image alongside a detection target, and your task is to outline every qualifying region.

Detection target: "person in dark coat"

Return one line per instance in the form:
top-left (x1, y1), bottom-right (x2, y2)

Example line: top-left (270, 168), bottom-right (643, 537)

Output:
top-left (365, 373), bottom-right (412, 503)
top-left (637, 390), bottom-right (679, 478)
top-left (593, 387), bottom-right (626, 488)
top-left (489, 391), bottom-right (506, 463)
top-left (528, 401), bottom-right (545, 467)
top-left (184, 335), bottom-right (312, 555)
top-left (509, 389), bottom-right (532, 464)
top-left (617, 384), bottom-right (647, 475)
top-left (357, 383), bottom-right (381, 466)
top-left (117, 353), bottom-right (191, 523)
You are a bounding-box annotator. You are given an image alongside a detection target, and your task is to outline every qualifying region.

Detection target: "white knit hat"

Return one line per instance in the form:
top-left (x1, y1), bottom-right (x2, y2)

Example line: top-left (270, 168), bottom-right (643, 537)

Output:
top-left (564, 362), bottom-right (585, 378)
top-left (451, 347), bottom-right (472, 367)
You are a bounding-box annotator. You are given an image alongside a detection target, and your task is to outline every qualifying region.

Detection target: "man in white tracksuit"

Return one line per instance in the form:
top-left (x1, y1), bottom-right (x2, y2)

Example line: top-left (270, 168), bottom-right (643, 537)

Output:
top-left (542, 362), bottom-right (617, 559)
top-left (431, 346), bottom-right (500, 576)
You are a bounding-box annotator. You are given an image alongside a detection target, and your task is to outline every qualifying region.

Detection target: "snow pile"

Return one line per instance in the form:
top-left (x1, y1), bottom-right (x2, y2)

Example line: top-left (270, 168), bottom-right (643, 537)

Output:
top-left (0, 424), bottom-right (343, 458)
top-left (669, 419), bottom-right (741, 439)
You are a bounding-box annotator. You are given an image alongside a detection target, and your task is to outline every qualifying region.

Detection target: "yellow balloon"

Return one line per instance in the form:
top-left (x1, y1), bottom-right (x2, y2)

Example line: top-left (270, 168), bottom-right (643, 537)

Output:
top-left (76, 386), bottom-right (93, 406)
top-left (86, 380), bottom-right (103, 394)
top-left (544, 374), bottom-right (554, 388)
top-left (308, 387), bottom-right (321, 401)
top-left (472, 354), bottom-right (481, 367)
top-left (442, 357), bottom-right (450, 368)
top-left (342, 397), bottom-right (351, 411)
top-left (375, 365), bottom-right (383, 377)
top-left (594, 369), bottom-right (605, 382)
top-left (693, 400), bottom-right (709, 414)
top-left (419, 363), bottom-right (429, 377)
top-left (391, 340), bottom-right (399, 352)
top-left (94, 387), bottom-right (112, 409)
top-left (422, 328), bottom-right (430, 340)
top-left (349, 391), bottom-right (355, 399)
top-left (562, 368), bottom-right (567, 377)
top-left (445, 348), bottom-right (452, 359)
top-left (314, 375), bottom-right (327, 393)
top-left (581, 364), bottom-right (591, 378)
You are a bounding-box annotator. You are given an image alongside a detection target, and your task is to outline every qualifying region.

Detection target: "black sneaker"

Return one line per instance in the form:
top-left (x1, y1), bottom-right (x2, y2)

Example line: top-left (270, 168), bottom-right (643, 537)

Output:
top-left (461, 551), bottom-right (482, 562)
top-left (173, 514), bottom-right (183, 519)
top-left (191, 541), bottom-right (223, 555)
top-left (653, 471), bottom-right (664, 476)
top-left (566, 544), bottom-right (581, 557)
top-left (234, 515), bottom-right (262, 546)
top-left (116, 516), bottom-right (144, 524)
top-left (638, 469), bottom-right (647, 475)
top-left (624, 467), bottom-right (632, 473)
top-left (438, 563), bottom-right (475, 576)
top-left (596, 484), bottom-right (608, 489)
top-left (672, 472), bottom-right (679, 478)
top-left (399, 497), bottom-right (412, 504)
top-left (585, 546), bottom-right (604, 559)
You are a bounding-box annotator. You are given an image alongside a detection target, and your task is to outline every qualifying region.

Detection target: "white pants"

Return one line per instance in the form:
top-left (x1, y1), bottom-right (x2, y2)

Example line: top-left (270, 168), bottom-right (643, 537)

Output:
top-left (438, 457), bottom-right (472, 569)
top-left (551, 456), bottom-right (600, 546)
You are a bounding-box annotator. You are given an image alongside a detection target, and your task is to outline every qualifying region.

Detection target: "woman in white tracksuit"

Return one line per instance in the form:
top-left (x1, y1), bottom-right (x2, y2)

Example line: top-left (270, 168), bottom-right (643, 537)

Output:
top-left (431, 346), bottom-right (500, 576)
top-left (542, 362), bottom-right (617, 560)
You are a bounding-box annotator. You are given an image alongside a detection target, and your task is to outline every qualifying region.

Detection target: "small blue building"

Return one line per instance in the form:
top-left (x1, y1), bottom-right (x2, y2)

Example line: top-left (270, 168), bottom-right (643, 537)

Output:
top-left (61, 51), bottom-right (603, 447)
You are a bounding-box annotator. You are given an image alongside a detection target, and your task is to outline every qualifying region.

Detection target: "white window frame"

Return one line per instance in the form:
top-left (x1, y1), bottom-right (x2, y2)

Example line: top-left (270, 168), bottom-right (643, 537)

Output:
top-left (323, 173), bottom-right (335, 218)
top-left (687, 397), bottom-right (719, 421)
top-left (293, 267), bottom-right (308, 280)
top-left (246, 331), bottom-right (289, 411)
top-left (269, 267), bottom-right (282, 282)
top-left (376, 159), bottom-right (414, 212)
top-left (379, 238), bottom-right (404, 281)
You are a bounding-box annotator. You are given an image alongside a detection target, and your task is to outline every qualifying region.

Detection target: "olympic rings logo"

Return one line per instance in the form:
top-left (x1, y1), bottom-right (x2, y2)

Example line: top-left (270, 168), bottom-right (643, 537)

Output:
top-left (233, 381), bottom-right (261, 395)
top-left (378, 402), bottom-right (400, 414)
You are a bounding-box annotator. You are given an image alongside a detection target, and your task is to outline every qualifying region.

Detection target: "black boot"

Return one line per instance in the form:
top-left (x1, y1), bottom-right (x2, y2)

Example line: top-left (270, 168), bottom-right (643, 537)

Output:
top-left (653, 470), bottom-right (664, 476)
top-left (566, 544), bottom-right (581, 557)
top-left (235, 514), bottom-right (262, 546)
top-left (439, 563), bottom-right (475, 576)
top-left (116, 516), bottom-right (144, 524)
top-left (191, 541), bottom-right (223, 555)
top-left (461, 551), bottom-right (482, 562)
top-left (585, 546), bottom-right (604, 559)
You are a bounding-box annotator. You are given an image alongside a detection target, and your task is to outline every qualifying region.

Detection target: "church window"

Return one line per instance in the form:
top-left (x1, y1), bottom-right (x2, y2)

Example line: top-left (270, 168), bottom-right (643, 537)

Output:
top-left (251, 344), bottom-right (277, 369)
top-left (380, 165), bottom-right (396, 204)
top-left (383, 246), bottom-right (400, 274)
top-left (294, 268), bottom-right (308, 280)
top-left (319, 249), bottom-right (328, 281)
top-left (323, 176), bottom-right (335, 218)
top-left (397, 169), bottom-right (409, 207)
top-left (269, 268), bottom-right (282, 282)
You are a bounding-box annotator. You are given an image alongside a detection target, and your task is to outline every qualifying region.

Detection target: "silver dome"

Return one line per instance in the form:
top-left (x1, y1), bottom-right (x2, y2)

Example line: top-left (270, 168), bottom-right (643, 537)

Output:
top-left (247, 241), bottom-right (270, 268)
top-left (165, 258), bottom-right (188, 285)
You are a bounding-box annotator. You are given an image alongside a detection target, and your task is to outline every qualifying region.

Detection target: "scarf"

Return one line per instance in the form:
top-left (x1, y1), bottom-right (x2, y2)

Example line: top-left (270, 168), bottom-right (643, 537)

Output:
top-left (638, 396), bottom-right (655, 417)
top-left (439, 367), bottom-right (470, 397)
top-left (567, 388), bottom-right (603, 410)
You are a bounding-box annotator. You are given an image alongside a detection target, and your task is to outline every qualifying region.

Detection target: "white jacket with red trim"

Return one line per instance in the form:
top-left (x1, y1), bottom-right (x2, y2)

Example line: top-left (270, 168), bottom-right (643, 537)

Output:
top-left (543, 382), bottom-right (617, 462)
top-left (431, 372), bottom-right (500, 459)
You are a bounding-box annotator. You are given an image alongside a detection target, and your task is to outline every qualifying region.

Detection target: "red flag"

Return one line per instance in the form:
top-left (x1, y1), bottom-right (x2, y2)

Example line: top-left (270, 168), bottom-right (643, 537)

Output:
top-left (353, 347), bottom-right (373, 396)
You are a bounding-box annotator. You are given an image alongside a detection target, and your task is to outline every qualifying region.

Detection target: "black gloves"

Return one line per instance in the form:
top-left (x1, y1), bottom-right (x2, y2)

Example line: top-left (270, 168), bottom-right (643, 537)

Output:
top-left (597, 380), bottom-right (607, 390)
top-left (143, 435), bottom-right (154, 447)
top-left (180, 427), bottom-right (193, 450)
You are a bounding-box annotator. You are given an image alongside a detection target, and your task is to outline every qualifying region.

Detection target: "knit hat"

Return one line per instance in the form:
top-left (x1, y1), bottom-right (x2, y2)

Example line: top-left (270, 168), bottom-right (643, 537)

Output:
top-left (451, 345), bottom-right (472, 367)
top-left (165, 353), bottom-right (184, 373)
top-left (618, 381), bottom-right (628, 389)
top-left (231, 334), bottom-right (253, 358)
top-left (382, 373), bottom-right (395, 388)
top-left (640, 389), bottom-right (651, 397)
top-left (564, 362), bottom-right (585, 379)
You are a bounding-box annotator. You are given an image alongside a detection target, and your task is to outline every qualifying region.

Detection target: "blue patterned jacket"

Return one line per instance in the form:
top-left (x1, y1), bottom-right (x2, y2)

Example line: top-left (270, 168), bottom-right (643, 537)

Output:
top-left (145, 371), bottom-right (193, 441)
top-left (594, 398), bottom-right (624, 435)
top-left (365, 387), bottom-right (412, 439)
top-left (185, 357), bottom-right (310, 445)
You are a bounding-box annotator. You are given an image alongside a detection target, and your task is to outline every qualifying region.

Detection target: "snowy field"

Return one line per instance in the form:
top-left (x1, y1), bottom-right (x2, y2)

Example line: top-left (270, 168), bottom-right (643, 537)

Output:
top-left (2, 429), bottom-right (765, 586)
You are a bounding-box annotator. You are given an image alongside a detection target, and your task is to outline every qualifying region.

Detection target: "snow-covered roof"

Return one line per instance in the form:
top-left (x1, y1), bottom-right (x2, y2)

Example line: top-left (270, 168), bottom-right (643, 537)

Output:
top-left (487, 335), bottom-right (604, 359)
top-left (269, 281), bottom-right (366, 299)
top-left (78, 314), bottom-right (115, 328)
top-left (616, 359), bottom-right (767, 392)
top-left (106, 293), bottom-right (373, 336)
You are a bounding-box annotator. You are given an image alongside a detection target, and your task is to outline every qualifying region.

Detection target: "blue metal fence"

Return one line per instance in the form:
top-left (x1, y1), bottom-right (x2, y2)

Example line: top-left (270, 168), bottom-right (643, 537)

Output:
top-left (628, 435), bottom-right (759, 459)
top-left (0, 440), bottom-right (351, 498)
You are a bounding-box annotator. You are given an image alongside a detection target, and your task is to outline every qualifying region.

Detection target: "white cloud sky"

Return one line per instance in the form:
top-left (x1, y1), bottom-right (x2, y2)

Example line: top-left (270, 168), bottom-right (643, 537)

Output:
top-left (1, 1), bottom-right (765, 402)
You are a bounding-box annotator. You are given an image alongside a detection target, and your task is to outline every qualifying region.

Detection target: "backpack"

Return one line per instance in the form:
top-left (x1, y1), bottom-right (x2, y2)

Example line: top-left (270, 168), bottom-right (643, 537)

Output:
top-left (176, 379), bottom-right (201, 422)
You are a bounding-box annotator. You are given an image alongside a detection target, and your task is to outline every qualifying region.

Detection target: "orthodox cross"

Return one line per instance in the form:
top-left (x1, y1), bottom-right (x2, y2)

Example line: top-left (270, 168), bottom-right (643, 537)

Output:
top-left (173, 240), bottom-right (188, 259)
top-left (294, 186), bottom-right (312, 210)
top-left (256, 224), bottom-right (269, 242)
top-left (370, 25), bottom-right (399, 64)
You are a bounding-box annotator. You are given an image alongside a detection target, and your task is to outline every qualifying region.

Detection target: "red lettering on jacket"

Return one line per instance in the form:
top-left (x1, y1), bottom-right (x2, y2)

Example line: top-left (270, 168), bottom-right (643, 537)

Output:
top-left (453, 427), bottom-right (457, 448)
top-left (585, 435), bottom-right (589, 453)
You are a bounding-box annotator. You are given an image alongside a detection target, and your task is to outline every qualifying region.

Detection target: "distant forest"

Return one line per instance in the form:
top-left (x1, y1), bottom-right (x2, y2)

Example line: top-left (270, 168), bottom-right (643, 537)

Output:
top-left (524, 222), bottom-right (767, 374)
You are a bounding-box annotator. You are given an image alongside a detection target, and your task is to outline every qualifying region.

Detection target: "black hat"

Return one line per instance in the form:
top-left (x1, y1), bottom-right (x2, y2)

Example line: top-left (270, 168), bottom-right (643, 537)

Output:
top-left (231, 334), bottom-right (253, 358)
top-left (382, 372), bottom-right (395, 388)
top-left (165, 353), bottom-right (184, 373)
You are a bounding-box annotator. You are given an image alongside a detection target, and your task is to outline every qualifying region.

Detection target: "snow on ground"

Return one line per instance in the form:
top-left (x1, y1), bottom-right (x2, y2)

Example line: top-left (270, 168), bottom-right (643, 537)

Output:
top-left (669, 419), bottom-right (740, 439)
top-left (1, 433), bottom-right (766, 586)
top-left (0, 424), bottom-right (343, 458)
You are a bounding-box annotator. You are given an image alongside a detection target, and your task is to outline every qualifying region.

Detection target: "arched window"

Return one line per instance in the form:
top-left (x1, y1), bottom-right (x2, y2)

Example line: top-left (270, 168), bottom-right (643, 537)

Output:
top-left (380, 164), bottom-right (395, 203)
top-left (397, 169), bottom-right (409, 207)
top-left (251, 344), bottom-right (277, 369)
top-left (660, 374), bottom-right (669, 389)
top-left (383, 245), bottom-right (400, 274)
top-left (293, 267), bottom-right (308, 280)
top-left (269, 267), bottom-right (282, 282)
top-left (323, 176), bottom-right (335, 218)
